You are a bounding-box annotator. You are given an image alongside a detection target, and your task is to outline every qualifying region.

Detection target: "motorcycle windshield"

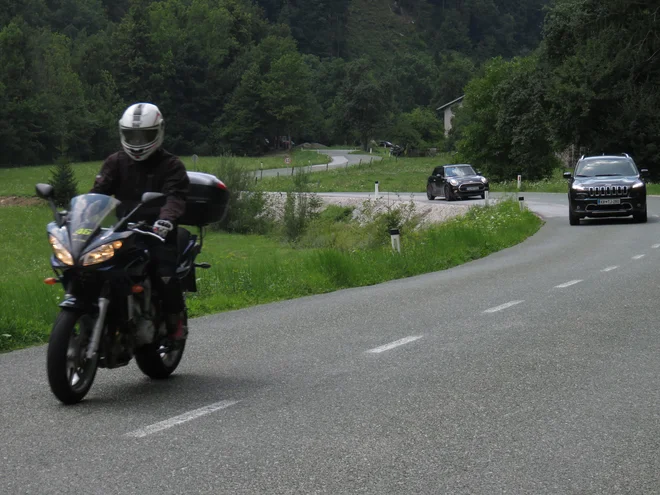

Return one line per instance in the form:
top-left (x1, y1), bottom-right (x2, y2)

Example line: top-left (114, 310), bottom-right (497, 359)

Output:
top-left (67, 194), bottom-right (121, 259)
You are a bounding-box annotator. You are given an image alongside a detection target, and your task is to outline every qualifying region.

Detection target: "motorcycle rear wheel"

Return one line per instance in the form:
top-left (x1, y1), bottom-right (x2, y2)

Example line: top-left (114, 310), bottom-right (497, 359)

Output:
top-left (47, 311), bottom-right (99, 405)
top-left (135, 338), bottom-right (186, 379)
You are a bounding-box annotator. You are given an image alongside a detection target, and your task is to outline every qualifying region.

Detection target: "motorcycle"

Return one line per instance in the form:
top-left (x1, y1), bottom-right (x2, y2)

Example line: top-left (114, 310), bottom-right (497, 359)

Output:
top-left (36, 172), bottom-right (229, 404)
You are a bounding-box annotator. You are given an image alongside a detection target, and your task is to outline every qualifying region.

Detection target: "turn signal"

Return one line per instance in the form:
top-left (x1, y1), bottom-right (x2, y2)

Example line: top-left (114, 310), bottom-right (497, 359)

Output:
top-left (44, 278), bottom-right (58, 285)
top-left (131, 285), bottom-right (144, 294)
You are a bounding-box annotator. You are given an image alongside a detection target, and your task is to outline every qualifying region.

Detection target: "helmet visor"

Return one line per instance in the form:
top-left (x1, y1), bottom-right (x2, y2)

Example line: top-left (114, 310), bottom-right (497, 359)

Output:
top-left (121, 127), bottom-right (159, 147)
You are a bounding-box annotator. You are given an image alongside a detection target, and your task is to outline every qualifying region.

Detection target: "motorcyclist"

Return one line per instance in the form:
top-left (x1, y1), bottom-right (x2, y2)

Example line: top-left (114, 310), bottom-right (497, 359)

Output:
top-left (90, 102), bottom-right (190, 341)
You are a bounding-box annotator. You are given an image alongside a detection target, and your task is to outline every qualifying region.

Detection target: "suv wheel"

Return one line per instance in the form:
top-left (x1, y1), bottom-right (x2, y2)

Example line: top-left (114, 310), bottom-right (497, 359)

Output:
top-left (633, 207), bottom-right (648, 223)
top-left (569, 208), bottom-right (580, 226)
top-left (426, 185), bottom-right (435, 201)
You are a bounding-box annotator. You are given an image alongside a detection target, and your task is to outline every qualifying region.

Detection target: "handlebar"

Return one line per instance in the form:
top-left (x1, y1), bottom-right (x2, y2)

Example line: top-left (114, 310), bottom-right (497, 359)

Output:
top-left (127, 222), bottom-right (166, 242)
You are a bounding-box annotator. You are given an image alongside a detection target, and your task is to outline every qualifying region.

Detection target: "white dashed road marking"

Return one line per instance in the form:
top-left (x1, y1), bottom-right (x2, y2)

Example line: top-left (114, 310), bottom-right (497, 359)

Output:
top-left (483, 301), bottom-right (524, 313)
top-left (367, 336), bottom-right (423, 354)
top-left (555, 280), bottom-right (583, 289)
top-left (125, 400), bottom-right (240, 438)
top-left (652, 244), bottom-right (660, 249)
top-left (632, 254), bottom-right (645, 260)
top-left (601, 266), bottom-right (619, 272)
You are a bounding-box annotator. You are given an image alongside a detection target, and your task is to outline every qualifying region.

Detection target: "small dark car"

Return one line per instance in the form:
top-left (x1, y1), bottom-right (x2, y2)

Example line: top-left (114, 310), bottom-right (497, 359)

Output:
top-left (427, 164), bottom-right (489, 201)
top-left (564, 154), bottom-right (648, 225)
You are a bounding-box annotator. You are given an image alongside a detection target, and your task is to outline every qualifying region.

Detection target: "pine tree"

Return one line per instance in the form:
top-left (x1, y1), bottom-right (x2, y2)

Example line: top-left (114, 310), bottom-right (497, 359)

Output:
top-left (49, 154), bottom-right (78, 208)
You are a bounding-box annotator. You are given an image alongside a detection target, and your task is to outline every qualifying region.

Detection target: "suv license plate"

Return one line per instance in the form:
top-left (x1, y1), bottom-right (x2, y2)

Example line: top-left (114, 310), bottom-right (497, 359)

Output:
top-left (466, 187), bottom-right (479, 191)
top-left (598, 198), bottom-right (621, 205)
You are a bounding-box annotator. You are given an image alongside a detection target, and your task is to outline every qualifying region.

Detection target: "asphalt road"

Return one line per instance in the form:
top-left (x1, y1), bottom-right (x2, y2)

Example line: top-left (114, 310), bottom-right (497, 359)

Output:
top-left (3, 190), bottom-right (660, 493)
top-left (256, 150), bottom-right (380, 179)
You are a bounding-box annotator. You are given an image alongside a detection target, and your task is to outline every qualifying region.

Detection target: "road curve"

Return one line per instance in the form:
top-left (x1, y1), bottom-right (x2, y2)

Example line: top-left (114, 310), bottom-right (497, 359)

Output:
top-left (2, 192), bottom-right (660, 493)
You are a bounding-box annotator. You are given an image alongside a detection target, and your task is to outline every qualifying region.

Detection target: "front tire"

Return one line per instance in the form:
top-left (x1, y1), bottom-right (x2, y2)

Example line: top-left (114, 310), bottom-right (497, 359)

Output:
top-left (47, 311), bottom-right (99, 405)
top-left (569, 208), bottom-right (580, 226)
top-left (633, 207), bottom-right (647, 223)
top-left (426, 185), bottom-right (435, 200)
top-left (444, 184), bottom-right (454, 202)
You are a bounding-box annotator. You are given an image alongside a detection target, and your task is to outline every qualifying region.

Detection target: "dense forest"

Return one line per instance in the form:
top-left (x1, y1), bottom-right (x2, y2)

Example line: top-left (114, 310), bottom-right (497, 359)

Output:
top-left (453, 0), bottom-right (660, 178)
top-left (0, 0), bottom-right (550, 166)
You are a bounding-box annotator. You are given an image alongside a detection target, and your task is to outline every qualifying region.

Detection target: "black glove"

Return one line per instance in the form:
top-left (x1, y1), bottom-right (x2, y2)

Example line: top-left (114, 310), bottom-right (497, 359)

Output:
top-left (153, 219), bottom-right (174, 240)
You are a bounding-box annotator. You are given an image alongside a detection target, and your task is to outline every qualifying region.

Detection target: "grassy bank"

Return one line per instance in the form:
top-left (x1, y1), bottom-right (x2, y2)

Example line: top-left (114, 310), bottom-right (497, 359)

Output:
top-left (0, 200), bottom-right (541, 353)
top-left (0, 151), bottom-right (330, 197)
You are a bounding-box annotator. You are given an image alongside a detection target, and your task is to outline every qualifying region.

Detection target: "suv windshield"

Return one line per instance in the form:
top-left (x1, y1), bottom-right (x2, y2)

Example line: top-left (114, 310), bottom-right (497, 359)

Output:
top-left (575, 159), bottom-right (637, 177)
top-left (444, 165), bottom-right (476, 177)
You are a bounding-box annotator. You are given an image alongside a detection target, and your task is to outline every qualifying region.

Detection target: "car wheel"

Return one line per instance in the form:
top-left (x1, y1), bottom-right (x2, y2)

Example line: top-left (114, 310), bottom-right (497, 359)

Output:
top-left (633, 207), bottom-right (647, 223)
top-left (569, 208), bottom-right (580, 226)
top-left (426, 185), bottom-right (435, 201)
top-left (480, 192), bottom-right (486, 200)
top-left (444, 184), bottom-right (454, 202)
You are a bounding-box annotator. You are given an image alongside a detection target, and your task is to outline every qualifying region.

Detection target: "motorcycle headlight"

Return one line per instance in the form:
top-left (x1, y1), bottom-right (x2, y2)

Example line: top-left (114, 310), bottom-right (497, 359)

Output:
top-left (632, 181), bottom-right (645, 189)
top-left (49, 235), bottom-right (74, 266)
top-left (448, 179), bottom-right (458, 186)
top-left (82, 241), bottom-right (122, 266)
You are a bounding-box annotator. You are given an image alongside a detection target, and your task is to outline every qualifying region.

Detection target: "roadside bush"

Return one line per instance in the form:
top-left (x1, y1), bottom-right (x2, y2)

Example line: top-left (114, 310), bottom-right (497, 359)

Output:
top-left (281, 168), bottom-right (323, 242)
top-left (212, 157), bottom-right (274, 234)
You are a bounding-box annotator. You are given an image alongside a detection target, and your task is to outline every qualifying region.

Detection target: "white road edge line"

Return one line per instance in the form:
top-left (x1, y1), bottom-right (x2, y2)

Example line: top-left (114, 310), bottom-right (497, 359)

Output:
top-left (601, 266), bottom-right (619, 272)
top-left (367, 336), bottom-right (423, 354)
top-left (125, 400), bottom-right (240, 438)
top-left (555, 280), bottom-right (583, 289)
top-left (652, 244), bottom-right (660, 249)
top-left (483, 300), bottom-right (524, 313)
top-left (632, 254), bottom-right (645, 260)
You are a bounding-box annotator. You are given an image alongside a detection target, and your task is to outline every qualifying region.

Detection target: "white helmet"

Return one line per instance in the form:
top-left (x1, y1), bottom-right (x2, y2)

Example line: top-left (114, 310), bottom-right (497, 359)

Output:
top-left (118, 103), bottom-right (165, 162)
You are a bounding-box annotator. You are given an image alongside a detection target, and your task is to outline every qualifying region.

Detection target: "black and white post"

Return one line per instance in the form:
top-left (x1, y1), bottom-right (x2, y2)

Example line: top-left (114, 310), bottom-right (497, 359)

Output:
top-left (389, 228), bottom-right (401, 253)
top-left (519, 196), bottom-right (525, 211)
top-left (375, 180), bottom-right (379, 199)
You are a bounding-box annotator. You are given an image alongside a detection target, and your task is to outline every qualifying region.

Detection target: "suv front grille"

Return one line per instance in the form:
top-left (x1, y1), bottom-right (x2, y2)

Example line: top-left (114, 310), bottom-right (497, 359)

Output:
top-left (588, 185), bottom-right (628, 197)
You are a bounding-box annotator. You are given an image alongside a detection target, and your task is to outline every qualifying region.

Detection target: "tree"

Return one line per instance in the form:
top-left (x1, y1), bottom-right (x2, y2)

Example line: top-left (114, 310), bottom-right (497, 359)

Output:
top-left (338, 58), bottom-right (391, 150)
top-left (456, 56), bottom-right (556, 180)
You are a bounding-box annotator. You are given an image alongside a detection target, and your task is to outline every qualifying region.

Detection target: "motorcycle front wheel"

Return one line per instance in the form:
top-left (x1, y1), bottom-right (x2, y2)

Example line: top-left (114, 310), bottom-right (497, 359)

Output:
top-left (47, 311), bottom-right (99, 405)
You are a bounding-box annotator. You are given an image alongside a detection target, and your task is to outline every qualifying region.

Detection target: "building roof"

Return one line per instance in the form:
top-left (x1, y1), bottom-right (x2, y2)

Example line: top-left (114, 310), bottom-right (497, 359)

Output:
top-left (436, 95), bottom-right (465, 112)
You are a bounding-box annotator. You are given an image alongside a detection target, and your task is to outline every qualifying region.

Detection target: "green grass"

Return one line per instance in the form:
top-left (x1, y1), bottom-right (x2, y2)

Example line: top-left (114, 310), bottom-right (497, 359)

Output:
top-left (0, 200), bottom-right (541, 353)
top-left (0, 151), bottom-right (330, 197)
top-left (262, 155), bottom-right (450, 193)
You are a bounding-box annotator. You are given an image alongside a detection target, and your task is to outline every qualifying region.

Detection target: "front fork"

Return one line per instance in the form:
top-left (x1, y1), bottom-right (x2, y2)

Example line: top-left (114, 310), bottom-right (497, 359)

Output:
top-left (86, 283), bottom-right (111, 360)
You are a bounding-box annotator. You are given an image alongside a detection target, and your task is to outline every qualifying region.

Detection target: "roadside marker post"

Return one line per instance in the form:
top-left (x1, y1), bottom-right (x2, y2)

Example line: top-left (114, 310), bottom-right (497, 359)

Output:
top-left (519, 196), bottom-right (525, 211)
top-left (485, 190), bottom-right (490, 206)
top-left (517, 174), bottom-right (522, 190)
top-left (389, 228), bottom-right (401, 253)
top-left (375, 181), bottom-right (379, 199)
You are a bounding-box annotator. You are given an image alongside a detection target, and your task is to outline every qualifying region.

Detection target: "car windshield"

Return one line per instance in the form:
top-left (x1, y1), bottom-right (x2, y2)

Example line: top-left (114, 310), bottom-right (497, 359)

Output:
top-left (575, 159), bottom-right (637, 177)
top-left (444, 165), bottom-right (476, 177)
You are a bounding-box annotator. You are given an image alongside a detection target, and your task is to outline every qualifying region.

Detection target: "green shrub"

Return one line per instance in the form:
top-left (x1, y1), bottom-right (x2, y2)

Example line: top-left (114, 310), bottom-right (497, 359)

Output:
top-left (212, 156), bottom-right (274, 234)
top-left (49, 156), bottom-right (78, 207)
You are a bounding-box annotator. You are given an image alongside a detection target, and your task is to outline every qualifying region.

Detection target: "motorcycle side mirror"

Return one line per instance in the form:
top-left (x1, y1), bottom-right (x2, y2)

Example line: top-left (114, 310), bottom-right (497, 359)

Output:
top-left (36, 183), bottom-right (64, 225)
top-left (141, 192), bottom-right (166, 206)
top-left (36, 183), bottom-right (54, 199)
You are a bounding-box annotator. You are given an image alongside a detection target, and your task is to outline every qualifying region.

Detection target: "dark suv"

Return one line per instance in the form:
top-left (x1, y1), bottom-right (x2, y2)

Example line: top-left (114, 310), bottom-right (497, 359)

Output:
top-left (564, 154), bottom-right (649, 225)
top-left (427, 164), bottom-right (489, 201)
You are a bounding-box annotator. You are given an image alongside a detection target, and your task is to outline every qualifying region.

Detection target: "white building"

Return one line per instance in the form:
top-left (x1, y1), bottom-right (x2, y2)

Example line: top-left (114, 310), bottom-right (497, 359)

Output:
top-left (436, 95), bottom-right (464, 137)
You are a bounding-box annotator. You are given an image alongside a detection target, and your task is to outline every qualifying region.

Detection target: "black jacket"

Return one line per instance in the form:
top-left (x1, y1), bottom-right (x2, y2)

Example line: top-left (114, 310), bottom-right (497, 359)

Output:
top-left (90, 149), bottom-right (189, 224)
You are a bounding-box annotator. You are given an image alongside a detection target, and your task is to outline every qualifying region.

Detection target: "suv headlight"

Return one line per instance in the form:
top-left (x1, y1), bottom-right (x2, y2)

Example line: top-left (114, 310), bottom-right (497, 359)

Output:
top-left (571, 183), bottom-right (587, 191)
top-left (632, 181), bottom-right (645, 189)
top-left (82, 241), bottom-right (123, 266)
top-left (480, 177), bottom-right (488, 184)
top-left (448, 179), bottom-right (458, 186)
top-left (49, 235), bottom-right (74, 266)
